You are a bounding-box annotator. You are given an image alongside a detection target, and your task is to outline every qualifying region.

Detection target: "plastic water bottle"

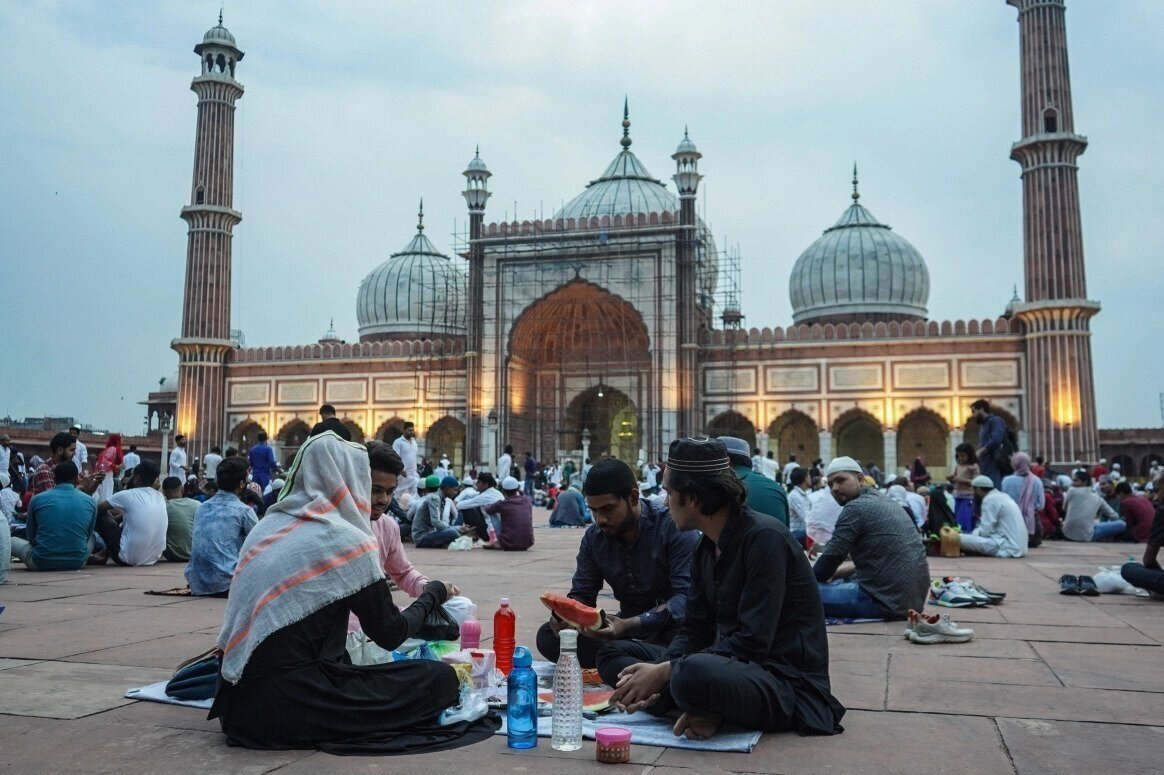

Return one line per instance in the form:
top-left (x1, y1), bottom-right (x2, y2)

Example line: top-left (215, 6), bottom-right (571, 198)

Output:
top-left (551, 628), bottom-right (583, 751)
top-left (506, 646), bottom-right (538, 749)
top-left (494, 598), bottom-right (516, 674)
top-left (460, 604), bottom-right (481, 650)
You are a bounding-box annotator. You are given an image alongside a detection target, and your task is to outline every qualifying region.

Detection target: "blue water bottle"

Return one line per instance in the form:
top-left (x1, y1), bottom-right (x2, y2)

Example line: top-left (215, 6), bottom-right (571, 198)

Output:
top-left (507, 646), bottom-right (538, 749)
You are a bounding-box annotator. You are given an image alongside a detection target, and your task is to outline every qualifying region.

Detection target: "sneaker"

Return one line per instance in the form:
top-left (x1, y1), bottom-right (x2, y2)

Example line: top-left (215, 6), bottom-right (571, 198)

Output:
top-left (928, 579), bottom-right (981, 608)
top-left (944, 577), bottom-right (1005, 604)
top-left (909, 613), bottom-right (974, 644)
top-left (904, 609), bottom-right (941, 639)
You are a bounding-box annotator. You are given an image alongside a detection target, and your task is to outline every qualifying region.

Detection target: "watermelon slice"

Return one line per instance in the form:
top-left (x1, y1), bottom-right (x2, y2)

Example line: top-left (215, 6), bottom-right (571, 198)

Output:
top-left (540, 591), bottom-right (608, 632)
top-left (537, 687), bottom-right (616, 713)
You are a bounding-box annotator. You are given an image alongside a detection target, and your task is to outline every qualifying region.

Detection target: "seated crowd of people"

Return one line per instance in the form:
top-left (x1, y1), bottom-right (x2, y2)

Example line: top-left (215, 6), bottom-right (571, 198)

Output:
top-left (2, 403), bottom-right (1162, 753)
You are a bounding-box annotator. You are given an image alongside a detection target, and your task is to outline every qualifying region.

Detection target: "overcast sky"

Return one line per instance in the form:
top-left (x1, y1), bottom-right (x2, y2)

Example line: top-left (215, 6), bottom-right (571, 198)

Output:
top-left (3, 0), bottom-right (1162, 434)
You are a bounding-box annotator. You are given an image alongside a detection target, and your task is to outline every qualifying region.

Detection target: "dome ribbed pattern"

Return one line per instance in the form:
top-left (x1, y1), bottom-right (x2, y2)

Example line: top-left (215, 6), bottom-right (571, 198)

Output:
top-left (356, 231), bottom-right (467, 340)
top-left (554, 150), bottom-right (679, 220)
top-left (789, 200), bottom-right (929, 324)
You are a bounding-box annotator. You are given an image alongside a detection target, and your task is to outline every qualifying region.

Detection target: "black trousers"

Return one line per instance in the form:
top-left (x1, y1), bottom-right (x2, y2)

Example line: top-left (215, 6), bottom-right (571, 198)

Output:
top-left (536, 620), bottom-right (680, 670)
top-left (595, 640), bottom-right (796, 732)
top-left (457, 507), bottom-right (490, 540)
top-left (95, 512), bottom-right (130, 566)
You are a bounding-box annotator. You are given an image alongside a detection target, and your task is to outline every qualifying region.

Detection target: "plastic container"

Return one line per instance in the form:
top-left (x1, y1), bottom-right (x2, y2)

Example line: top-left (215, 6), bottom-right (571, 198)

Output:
top-left (494, 598), bottom-right (516, 674)
top-left (595, 727), bottom-right (632, 763)
top-left (551, 628), bottom-right (583, 751)
top-left (460, 604), bottom-right (482, 649)
top-left (506, 646), bottom-right (538, 749)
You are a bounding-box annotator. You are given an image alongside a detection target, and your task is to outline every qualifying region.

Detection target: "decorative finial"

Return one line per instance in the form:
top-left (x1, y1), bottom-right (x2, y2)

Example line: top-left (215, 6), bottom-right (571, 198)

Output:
top-left (417, 198), bottom-right (424, 232)
top-left (851, 162), bottom-right (860, 202)
top-left (684, 124), bottom-right (689, 139)
top-left (218, 6), bottom-right (223, 26)
top-left (475, 144), bottom-right (479, 157)
top-left (329, 316), bottom-right (334, 327)
top-left (620, 97), bottom-right (632, 149)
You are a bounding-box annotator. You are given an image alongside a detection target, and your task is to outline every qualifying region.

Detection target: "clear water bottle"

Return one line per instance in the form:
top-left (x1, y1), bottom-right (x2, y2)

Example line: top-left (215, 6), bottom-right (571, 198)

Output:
top-left (551, 628), bottom-right (583, 751)
top-left (506, 646), bottom-right (538, 749)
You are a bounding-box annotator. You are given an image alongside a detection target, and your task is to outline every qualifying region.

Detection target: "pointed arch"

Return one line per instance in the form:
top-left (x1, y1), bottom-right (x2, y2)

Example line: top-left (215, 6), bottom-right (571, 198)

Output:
top-left (229, 418), bottom-right (266, 450)
top-left (706, 410), bottom-right (757, 451)
top-left (375, 416), bottom-right (408, 444)
top-left (767, 410), bottom-right (819, 465)
top-left (427, 416), bottom-right (466, 472)
top-left (896, 408), bottom-right (950, 479)
top-left (832, 408), bottom-right (884, 470)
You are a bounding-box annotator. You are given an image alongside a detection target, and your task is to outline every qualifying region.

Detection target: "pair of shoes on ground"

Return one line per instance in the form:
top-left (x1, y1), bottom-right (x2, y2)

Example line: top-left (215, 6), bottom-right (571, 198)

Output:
top-left (1059, 574), bottom-right (1099, 596)
top-left (929, 577), bottom-right (1005, 608)
top-left (904, 609), bottom-right (974, 644)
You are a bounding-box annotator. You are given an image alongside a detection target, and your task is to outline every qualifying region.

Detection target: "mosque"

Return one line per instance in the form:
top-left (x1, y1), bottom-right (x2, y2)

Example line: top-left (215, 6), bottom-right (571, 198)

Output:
top-left (156, 1), bottom-right (1104, 481)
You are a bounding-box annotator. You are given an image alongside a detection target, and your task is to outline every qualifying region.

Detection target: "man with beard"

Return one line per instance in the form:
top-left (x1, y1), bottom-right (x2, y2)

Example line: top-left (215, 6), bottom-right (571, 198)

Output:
top-left (391, 422), bottom-right (420, 498)
top-left (813, 457), bottom-right (930, 620)
top-left (536, 458), bottom-right (698, 668)
top-left (601, 438), bottom-right (844, 741)
top-left (960, 475), bottom-right (1028, 558)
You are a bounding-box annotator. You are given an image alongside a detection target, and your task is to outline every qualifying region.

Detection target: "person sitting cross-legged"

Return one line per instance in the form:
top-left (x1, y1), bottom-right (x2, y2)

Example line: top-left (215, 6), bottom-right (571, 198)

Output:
top-left (481, 476), bottom-right (534, 551)
top-left (210, 431), bottom-right (470, 751)
top-left (959, 475), bottom-right (1029, 558)
top-left (812, 457), bottom-right (931, 620)
top-left (10, 461), bottom-right (97, 572)
top-left (185, 456), bottom-right (257, 596)
top-left (161, 476), bottom-right (199, 562)
top-left (537, 458), bottom-right (698, 669)
top-left (413, 476), bottom-right (473, 548)
top-left (1121, 500), bottom-right (1164, 599)
top-left (1062, 471), bottom-right (1125, 542)
top-left (95, 460), bottom-right (168, 567)
top-left (600, 438), bottom-right (845, 740)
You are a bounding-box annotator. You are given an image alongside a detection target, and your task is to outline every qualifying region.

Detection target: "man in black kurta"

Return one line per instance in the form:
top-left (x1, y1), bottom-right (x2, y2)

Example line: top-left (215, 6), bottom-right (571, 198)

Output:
top-left (601, 437), bottom-right (844, 739)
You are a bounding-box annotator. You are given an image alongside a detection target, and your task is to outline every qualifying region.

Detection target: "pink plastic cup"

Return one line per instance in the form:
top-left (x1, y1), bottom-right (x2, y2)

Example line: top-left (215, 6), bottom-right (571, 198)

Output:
top-left (595, 726), bottom-right (632, 763)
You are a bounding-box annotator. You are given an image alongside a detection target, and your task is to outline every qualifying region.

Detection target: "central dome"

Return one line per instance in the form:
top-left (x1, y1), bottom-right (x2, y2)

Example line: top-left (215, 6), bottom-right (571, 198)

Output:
top-left (789, 171), bottom-right (929, 325)
top-left (554, 105), bottom-right (679, 221)
top-left (357, 202), bottom-right (467, 342)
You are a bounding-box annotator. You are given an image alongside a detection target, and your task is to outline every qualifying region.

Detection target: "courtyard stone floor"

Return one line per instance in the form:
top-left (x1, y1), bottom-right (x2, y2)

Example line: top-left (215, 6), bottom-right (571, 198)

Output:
top-left (2, 510), bottom-right (1162, 774)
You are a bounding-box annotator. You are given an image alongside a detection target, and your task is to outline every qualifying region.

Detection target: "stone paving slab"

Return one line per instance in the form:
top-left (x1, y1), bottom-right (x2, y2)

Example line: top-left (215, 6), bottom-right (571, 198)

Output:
top-left (0, 661), bottom-right (170, 719)
top-left (997, 717), bottom-right (1164, 775)
top-left (1030, 641), bottom-right (1164, 692)
top-left (2, 528), bottom-right (1162, 772)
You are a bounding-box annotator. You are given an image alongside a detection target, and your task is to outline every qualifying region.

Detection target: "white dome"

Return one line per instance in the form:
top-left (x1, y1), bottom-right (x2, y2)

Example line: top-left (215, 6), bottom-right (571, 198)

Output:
top-left (789, 180), bottom-right (929, 324)
top-left (356, 218), bottom-right (467, 341)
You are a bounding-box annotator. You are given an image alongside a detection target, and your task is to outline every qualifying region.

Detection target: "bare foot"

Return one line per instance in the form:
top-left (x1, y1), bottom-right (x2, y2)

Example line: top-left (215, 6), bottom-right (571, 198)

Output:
top-left (672, 711), bottom-right (721, 740)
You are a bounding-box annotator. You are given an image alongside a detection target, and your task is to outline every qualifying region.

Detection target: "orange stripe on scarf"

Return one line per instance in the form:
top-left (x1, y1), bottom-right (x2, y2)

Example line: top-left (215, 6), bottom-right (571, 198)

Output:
top-left (233, 485), bottom-right (366, 576)
top-left (224, 539), bottom-right (378, 657)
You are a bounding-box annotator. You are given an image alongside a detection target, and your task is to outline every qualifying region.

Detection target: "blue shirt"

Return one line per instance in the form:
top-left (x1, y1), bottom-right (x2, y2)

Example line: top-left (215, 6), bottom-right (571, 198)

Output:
top-left (568, 499), bottom-right (698, 634)
top-left (26, 484), bottom-right (97, 570)
top-left (247, 444), bottom-right (276, 477)
top-left (185, 491), bottom-right (257, 595)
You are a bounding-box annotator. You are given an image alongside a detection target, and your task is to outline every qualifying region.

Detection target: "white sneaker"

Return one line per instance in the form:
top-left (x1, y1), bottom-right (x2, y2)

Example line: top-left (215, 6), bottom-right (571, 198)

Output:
top-left (909, 614), bottom-right (974, 644)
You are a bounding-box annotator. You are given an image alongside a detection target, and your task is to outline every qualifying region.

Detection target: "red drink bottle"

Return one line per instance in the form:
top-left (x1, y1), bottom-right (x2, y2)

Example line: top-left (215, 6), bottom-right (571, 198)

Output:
top-left (494, 598), bottom-right (516, 674)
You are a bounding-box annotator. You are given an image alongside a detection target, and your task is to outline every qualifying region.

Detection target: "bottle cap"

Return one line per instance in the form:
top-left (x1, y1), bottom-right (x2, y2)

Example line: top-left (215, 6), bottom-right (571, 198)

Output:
top-left (500, 597), bottom-right (510, 606)
top-left (559, 628), bottom-right (578, 648)
top-left (512, 646), bottom-right (532, 668)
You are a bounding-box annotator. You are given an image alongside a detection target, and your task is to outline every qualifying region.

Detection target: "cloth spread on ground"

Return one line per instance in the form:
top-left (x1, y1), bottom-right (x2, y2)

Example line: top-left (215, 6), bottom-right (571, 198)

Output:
top-left (216, 431), bottom-right (383, 683)
top-left (824, 617), bottom-right (884, 626)
top-left (496, 711), bottom-right (762, 752)
top-left (127, 678), bottom-right (500, 755)
top-left (145, 587), bottom-right (193, 596)
top-left (125, 681), bottom-right (212, 709)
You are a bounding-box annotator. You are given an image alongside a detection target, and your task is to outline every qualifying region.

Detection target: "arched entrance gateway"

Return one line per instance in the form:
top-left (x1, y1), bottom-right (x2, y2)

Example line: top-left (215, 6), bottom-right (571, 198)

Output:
top-left (707, 410), bottom-right (757, 451)
top-left (277, 419), bottom-right (311, 467)
top-left (768, 410), bottom-right (819, 465)
top-left (505, 279), bottom-right (651, 462)
top-left (833, 409), bottom-right (883, 472)
top-left (427, 416), bottom-right (466, 472)
top-left (896, 408), bottom-right (950, 482)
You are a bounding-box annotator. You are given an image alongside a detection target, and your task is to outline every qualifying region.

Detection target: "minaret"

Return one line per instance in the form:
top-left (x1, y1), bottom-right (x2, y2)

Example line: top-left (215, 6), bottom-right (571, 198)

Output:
top-left (672, 121), bottom-right (703, 438)
top-left (172, 14), bottom-right (244, 460)
top-left (462, 147), bottom-right (491, 465)
top-left (1007, 0), bottom-right (1099, 465)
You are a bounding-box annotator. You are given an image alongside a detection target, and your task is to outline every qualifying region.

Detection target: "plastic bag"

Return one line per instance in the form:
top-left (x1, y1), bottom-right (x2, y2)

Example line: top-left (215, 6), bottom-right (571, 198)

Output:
top-left (448, 535), bottom-right (474, 551)
top-left (439, 680), bottom-right (489, 725)
top-left (442, 595), bottom-right (476, 625)
top-left (1093, 566), bottom-right (1149, 596)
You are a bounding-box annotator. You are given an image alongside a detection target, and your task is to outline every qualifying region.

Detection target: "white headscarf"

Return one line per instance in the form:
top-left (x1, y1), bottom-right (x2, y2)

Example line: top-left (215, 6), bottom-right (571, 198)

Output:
top-left (217, 432), bottom-right (382, 683)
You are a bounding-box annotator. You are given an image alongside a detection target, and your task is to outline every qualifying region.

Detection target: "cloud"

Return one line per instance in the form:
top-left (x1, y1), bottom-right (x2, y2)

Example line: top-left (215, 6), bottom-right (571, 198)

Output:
top-left (1, 0), bottom-right (1160, 432)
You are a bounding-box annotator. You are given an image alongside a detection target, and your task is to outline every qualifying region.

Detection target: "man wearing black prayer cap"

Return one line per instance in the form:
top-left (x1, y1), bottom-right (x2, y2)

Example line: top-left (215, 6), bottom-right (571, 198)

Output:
top-left (537, 458), bottom-right (699, 668)
top-left (602, 437), bottom-right (845, 741)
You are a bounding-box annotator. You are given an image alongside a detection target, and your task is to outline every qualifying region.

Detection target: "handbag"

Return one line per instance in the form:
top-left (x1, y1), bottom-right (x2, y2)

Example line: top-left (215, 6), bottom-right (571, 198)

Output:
top-left (414, 603), bottom-right (461, 642)
top-left (165, 647), bottom-right (222, 701)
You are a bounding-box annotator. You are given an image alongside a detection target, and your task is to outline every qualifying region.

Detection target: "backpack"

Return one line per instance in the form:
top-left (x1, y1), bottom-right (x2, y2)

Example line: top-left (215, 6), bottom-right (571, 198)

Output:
top-left (994, 421), bottom-right (1018, 476)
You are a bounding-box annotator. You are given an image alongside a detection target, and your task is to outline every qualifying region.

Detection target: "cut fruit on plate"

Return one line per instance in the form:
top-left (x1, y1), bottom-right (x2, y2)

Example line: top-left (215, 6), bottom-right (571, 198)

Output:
top-left (538, 686), bottom-right (616, 713)
top-left (540, 591), bottom-right (608, 632)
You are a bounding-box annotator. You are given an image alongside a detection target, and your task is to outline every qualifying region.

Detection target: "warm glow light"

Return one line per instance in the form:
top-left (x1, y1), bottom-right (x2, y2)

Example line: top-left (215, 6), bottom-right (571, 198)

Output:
top-left (1052, 387), bottom-right (1079, 426)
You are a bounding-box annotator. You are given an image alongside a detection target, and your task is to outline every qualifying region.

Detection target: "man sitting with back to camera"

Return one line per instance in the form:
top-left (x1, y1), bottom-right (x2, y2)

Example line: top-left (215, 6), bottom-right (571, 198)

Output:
top-left (601, 437), bottom-right (844, 740)
top-left (536, 458), bottom-right (698, 669)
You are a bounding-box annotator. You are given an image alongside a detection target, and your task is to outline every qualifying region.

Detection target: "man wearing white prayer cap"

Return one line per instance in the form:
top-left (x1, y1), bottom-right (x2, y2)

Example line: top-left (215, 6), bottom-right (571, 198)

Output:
top-left (959, 475), bottom-right (1028, 558)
